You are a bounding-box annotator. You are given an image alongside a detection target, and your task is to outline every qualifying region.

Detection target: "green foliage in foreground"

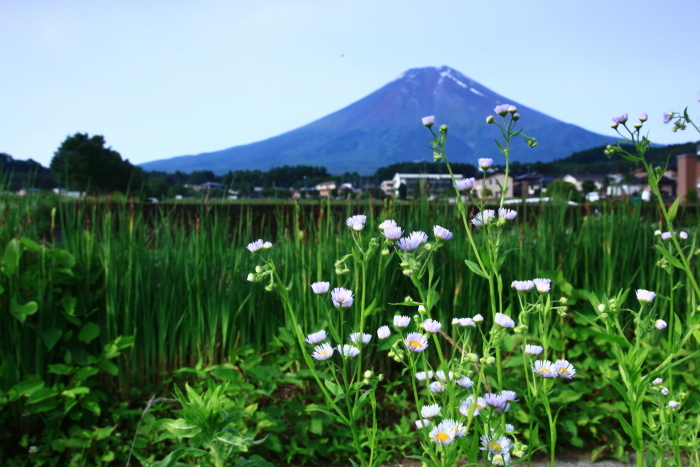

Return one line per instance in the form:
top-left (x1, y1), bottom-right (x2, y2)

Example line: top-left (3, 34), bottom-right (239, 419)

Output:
top-left (1, 192), bottom-right (699, 466)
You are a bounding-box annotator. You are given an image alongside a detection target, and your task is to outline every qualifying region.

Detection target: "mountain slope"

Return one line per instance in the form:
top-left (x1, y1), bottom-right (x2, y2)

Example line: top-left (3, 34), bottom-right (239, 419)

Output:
top-left (140, 66), bottom-right (613, 175)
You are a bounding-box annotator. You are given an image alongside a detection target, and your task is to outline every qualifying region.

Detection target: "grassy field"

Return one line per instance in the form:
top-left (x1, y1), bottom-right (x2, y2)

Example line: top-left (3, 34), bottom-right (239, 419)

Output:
top-left (1, 194), bottom-right (699, 466)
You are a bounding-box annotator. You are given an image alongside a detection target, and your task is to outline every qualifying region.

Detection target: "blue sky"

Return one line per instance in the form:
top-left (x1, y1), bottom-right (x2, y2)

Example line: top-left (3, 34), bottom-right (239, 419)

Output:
top-left (2, 0), bottom-right (699, 169)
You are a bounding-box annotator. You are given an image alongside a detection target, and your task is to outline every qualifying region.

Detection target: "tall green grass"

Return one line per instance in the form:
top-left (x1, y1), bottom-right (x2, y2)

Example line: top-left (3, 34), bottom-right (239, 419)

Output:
top-left (1, 194), bottom-right (698, 392)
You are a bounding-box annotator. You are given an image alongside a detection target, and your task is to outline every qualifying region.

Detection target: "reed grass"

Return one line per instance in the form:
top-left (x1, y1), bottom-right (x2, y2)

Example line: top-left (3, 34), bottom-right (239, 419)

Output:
top-left (1, 193), bottom-right (698, 393)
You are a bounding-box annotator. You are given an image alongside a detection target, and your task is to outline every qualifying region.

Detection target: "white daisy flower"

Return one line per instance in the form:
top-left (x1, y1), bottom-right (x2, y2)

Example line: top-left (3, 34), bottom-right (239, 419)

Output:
top-left (533, 360), bottom-right (558, 378)
top-left (423, 319), bottom-right (442, 333)
top-left (377, 325), bottom-right (391, 339)
top-left (311, 343), bottom-right (334, 361)
top-left (554, 359), bottom-right (576, 379)
top-left (429, 422), bottom-right (456, 445)
top-left (349, 332), bottom-right (372, 344)
top-left (524, 344), bottom-right (544, 355)
top-left (494, 313), bottom-right (515, 328)
top-left (337, 344), bottom-right (360, 358)
top-left (415, 371), bottom-right (433, 381)
top-left (404, 332), bottom-right (429, 352)
top-left (429, 381), bottom-right (445, 393)
top-left (305, 330), bottom-right (327, 344)
top-left (421, 404), bottom-right (441, 418)
top-left (456, 376), bottom-right (474, 388)
top-left (393, 315), bottom-right (411, 328)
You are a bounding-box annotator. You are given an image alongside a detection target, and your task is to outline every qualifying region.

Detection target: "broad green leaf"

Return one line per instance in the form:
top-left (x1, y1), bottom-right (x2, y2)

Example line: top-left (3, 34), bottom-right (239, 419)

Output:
top-left (3, 238), bottom-right (21, 275)
top-left (9, 379), bottom-right (45, 401)
top-left (42, 328), bottom-right (62, 351)
top-left (10, 299), bottom-right (38, 324)
top-left (72, 366), bottom-right (99, 383)
top-left (26, 387), bottom-right (58, 404)
top-left (324, 379), bottom-right (342, 396)
top-left (61, 295), bottom-right (77, 315)
top-left (48, 364), bottom-right (75, 375)
top-left (61, 387), bottom-right (90, 398)
top-left (19, 237), bottom-right (41, 253)
top-left (78, 322), bottom-right (100, 343)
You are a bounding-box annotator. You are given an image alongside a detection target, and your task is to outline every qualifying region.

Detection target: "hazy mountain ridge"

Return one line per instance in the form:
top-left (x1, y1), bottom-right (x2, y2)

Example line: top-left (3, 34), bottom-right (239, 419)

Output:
top-left (139, 66), bottom-right (613, 175)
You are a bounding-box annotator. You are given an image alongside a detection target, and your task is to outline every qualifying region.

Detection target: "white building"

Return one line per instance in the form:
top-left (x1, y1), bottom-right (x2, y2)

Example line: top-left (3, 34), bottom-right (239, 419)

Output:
top-left (391, 173), bottom-right (464, 200)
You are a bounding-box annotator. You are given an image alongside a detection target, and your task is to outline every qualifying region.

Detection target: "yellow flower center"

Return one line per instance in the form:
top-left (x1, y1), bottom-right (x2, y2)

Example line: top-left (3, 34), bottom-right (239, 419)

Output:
top-left (408, 340), bottom-right (422, 349)
top-left (559, 367), bottom-right (568, 375)
top-left (488, 441), bottom-right (502, 453)
top-left (476, 403), bottom-right (483, 409)
top-left (540, 367), bottom-right (551, 374)
top-left (436, 432), bottom-right (450, 443)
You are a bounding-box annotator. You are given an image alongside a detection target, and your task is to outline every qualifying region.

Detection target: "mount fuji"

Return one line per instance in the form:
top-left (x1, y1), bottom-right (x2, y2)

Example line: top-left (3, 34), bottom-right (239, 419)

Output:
top-left (139, 66), bottom-right (612, 175)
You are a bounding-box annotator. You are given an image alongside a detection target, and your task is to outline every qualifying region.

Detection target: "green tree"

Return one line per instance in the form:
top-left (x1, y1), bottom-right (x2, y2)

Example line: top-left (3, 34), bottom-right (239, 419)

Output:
top-left (50, 133), bottom-right (139, 193)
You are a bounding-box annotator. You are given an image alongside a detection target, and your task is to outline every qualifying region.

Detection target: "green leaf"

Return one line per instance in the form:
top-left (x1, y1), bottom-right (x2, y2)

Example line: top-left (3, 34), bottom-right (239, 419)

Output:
top-left (549, 389), bottom-right (583, 404)
top-left (306, 407), bottom-right (348, 426)
top-left (3, 238), bottom-right (21, 276)
top-left (26, 387), bottom-right (58, 404)
top-left (42, 328), bottom-right (63, 351)
top-left (605, 377), bottom-right (631, 406)
top-left (654, 245), bottom-right (683, 269)
top-left (309, 417), bottom-right (323, 435)
top-left (48, 364), bottom-right (75, 375)
top-left (61, 387), bottom-right (90, 398)
top-left (593, 331), bottom-right (631, 348)
top-left (464, 259), bottom-right (487, 278)
top-left (667, 196), bottom-right (681, 223)
top-left (78, 322), bottom-right (100, 343)
top-left (61, 295), bottom-right (77, 316)
top-left (19, 237), bottom-right (41, 253)
top-left (323, 379), bottom-right (342, 396)
top-left (72, 366), bottom-right (99, 383)
top-left (10, 299), bottom-right (38, 324)
top-left (9, 379), bottom-right (45, 401)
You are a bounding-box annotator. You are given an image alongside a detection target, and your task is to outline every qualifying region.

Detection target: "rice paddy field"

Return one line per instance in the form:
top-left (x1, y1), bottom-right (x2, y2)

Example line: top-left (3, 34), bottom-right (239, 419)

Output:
top-left (1, 193), bottom-right (699, 467)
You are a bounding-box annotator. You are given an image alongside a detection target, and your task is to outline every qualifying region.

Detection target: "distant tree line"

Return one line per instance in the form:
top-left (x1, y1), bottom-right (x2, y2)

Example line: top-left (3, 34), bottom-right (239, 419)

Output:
top-left (2, 133), bottom-right (697, 200)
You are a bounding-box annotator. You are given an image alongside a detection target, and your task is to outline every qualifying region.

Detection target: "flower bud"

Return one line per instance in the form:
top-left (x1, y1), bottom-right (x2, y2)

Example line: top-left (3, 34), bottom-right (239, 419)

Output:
top-left (467, 353), bottom-right (478, 363)
top-left (364, 370), bottom-right (373, 379)
top-left (485, 356), bottom-right (496, 365)
top-left (394, 356), bottom-right (402, 362)
top-left (381, 248), bottom-right (390, 256)
top-left (433, 152), bottom-right (443, 162)
top-left (388, 351), bottom-right (395, 358)
top-left (597, 304), bottom-right (605, 312)
top-left (560, 297), bottom-right (568, 304)
top-left (378, 374), bottom-right (384, 381)
top-left (247, 273), bottom-right (257, 282)
top-left (512, 113), bottom-right (520, 121)
top-left (486, 115), bottom-right (495, 124)
top-left (439, 124), bottom-right (448, 133)
top-left (335, 268), bottom-right (345, 275)
top-left (600, 313), bottom-right (609, 319)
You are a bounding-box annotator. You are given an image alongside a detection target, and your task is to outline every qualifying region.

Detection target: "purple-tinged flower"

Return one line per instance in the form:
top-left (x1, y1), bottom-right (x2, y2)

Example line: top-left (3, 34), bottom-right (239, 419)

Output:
top-left (652, 377), bottom-right (664, 385)
top-left (397, 235), bottom-right (423, 252)
top-left (433, 225), bottom-right (453, 241)
top-left (636, 289), bottom-right (656, 303)
top-left (507, 105), bottom-right (518, 114)
top-left (494, 313), bottom-right (515, 328)
top-left (394, 315), bottom-right (411, 328)
top-left (533, 278), bottom-right (551, 293)
top-left (498, 208), bottom-right (517, 220)
top-left (661, 387), bottom-right (670, 395)
top-left (415, 371), bottom-right (433, 381)
top-left (533, 360), bottom-right (558, 378)
top-left (554, 359), bottom-right (576, 379)
top-left (246, 239), bottom-right (265, 253)
top-left (680, 231), bottom-right (688, 239)
top-left (473, 314), bottom-right (484, 323)
top-left (415, 419), bottom-right (431, 428)
top-left (512, 280), bottom-right (535, 292)
top-left (525, 344), bottom-right (544, 355)
top-left (429, 421), bottom-right (456, 445)
top-left (494, 104), bottom-right (510, 116)
top-left (421, 404), bottom-right (441, 418)
top-left (305, 330), bottom-right (327, 344)
top-left (311, 281), bottom-right (330, 294)
top-left (654, 229), bottom-right (662, 236)
top-left (456, 376), bottom-right (474, 388)
top-left (458, 317), bottom-right (476, 327)
top-left (423, 319), bottom-right (442, 333)
top-left (262, 241), bottom-right (273, 249)
top-left (661, 231), bottom-right (672, 240)
top-left (429, 381), bottom-right (445, 393)
top-left (460, 395), bottom-right (486, 417)
top-left (633, 121), bottom-right (643, 129)
top-left (349, 332), bottom-right (372, 344)
top-left (455, 177), bottom-right (476, 191)
top-left (422, 115), bottom-right (435, 128)
top-left (441, 419), bottom-right (467, 437)
top-left (499, 390), bottom-right (518, 401)
top-left (409, 231), bottom-right (429, 244)
top-left (331, 287), bottom-right (354, 308)
top-left (377, 325), bottom-right (391, 339)
top-left (378, 219), bottom-right (397, 230)
top-left (435, 370), bottom-right (454, 382)
top-left (345, 214), bottom-right (367, 231)
top-left (472, 209), bottom-right (495, 227)
top-left (478, 158), bottom-right (494, 170)
top-left (505, 424), bottom-right (515, 432)
top-left (484, 393), bottom-right (507, 408)
top-left (338, 344), bottom-right (360, 358)
top-left (663, 112), bottom-right (672, 124)
top-left (612, 113), bottom-right (629, 125)
top-left (668, 401), bottom-right (679, 409)
top-left (639, 113), bottom-right (648, 122)
top-left (405, 332), bottom-right (429, 352)
top-left (655, 319), bottom-right (668, 330)
top-left (311, 343), bottom-right (334, 360)
top-left (381, 226), bottom-right (404, 240)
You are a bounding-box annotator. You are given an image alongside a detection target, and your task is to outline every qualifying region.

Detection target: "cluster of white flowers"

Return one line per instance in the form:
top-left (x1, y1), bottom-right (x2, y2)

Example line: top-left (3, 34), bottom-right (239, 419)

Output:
top-left (533, 359), bottom-right (576, 379)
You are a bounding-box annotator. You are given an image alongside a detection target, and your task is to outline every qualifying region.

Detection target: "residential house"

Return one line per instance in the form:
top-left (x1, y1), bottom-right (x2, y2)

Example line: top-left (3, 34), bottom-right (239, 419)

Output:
top-left (472, 171), bottom-right (513, 199)
top-left (380, 180), bottom-right (394, 198)
top-left (677, 143), bottom-right (700, 202)
top-left (391, 173), bottom-right (464, 200)
top-left (562, 174), bottom-right (606, 193)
